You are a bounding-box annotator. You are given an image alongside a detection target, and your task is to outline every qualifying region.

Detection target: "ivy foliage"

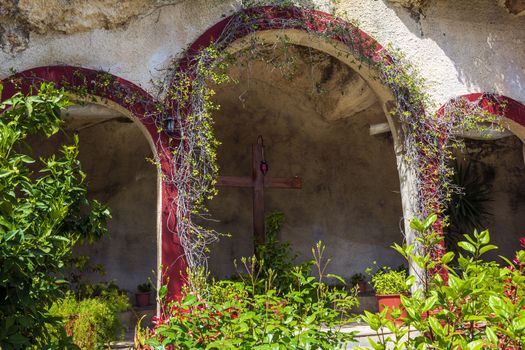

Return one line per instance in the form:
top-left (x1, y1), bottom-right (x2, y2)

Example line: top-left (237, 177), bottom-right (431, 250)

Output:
top-left (0, 83), bottom-right (111, 349)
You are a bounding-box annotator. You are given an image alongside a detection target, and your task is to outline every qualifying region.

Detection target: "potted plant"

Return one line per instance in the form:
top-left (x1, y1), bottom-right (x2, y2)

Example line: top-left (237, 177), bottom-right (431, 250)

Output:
top-left (135, 282), bottom-right (153, 308)
top-left (350, 272), bottom-right (367, 294)
top-left (369, 266), bottom-right (410, 325)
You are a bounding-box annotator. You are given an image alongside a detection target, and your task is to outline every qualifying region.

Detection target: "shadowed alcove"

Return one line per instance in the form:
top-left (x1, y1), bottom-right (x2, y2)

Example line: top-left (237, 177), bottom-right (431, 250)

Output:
top-left (205, 45), bottom-right (406, 281)
top-left (453, 133), bottom-right (525, 261)
top-left (26, 103), bottom-right (157, 293)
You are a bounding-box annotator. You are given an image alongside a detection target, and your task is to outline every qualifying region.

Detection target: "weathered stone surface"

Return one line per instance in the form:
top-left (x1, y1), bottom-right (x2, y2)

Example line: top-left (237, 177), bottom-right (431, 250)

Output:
top-left (387, 0), bottom-right (429, 10)
top-left (499, 0), bottom-right (525, 15)
top-left (0, 0), bottom-right (186, 53)
top-left (12, 0), bottom-right (186, 34)
top-left (389, 0), bottom-right (525, 15)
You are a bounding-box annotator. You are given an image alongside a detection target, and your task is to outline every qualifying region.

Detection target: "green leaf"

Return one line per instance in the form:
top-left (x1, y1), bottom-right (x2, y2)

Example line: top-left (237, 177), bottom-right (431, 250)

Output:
top-left (421, 295), bottom-right (438, 313)
top-left (327, 273), bottom-right (345, 284)
top-left (8, 333), bottom-right (28, 345)
top-left (440, 251), bottom-right (455, 264)
top-left (485, 327), bottom-right (498, 344)
top-left (410, 218), bottom-right (424, 232)
top-left (428, 317), bottom-right (444, 337)
top-left (159, 285), bottom-right (168, 300)
top-left (479, 244), bottom-right (497, 256)
top-left (466, 340), bottom-right (484, 350)
top-left (478, 230), bottom-right (490, 245)
top-left (458, 241), bottom-right (476, 254)
top-left (422, 214), bottom-right (437, 230)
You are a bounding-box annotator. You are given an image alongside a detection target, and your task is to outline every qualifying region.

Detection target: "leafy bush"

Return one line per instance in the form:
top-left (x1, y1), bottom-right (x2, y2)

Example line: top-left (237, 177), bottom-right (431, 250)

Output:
top-left (138, 242), bottom-right (359, 349)
top-left (76, 281), bottom-right (130, 314)
top-left (369, 266), bottom-right (410, 295)
top-left (0, 83), bottom-right (111, 348)
top-left (138, 282), bottom-right (153, 293)
top-left (350, 273), bottom-right (366, 285)
top-left (359, 215), bottom-right (525, 349)
top-left (49, 292), bottom-right (128, 349)
top-left (255, 211), bottom-right (312, 293)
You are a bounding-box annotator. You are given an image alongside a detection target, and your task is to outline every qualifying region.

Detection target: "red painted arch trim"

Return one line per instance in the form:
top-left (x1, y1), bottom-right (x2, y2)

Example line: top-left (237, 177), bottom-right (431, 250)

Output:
top-left (462, 94), bottom-right (525, 125)
top-left (438, 93), bottom-right (525, 127)
top-left (180, 6), bottom-right (386, 71)
top-left (1, 65), bottom-right (187, 297)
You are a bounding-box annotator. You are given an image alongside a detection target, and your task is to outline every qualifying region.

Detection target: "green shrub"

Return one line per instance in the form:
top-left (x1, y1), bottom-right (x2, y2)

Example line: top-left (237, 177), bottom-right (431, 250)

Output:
top-left (50, 292), bottom-right (127, 350)
top-left (350, 273), bottom-right (366, 285)
top-left (76, 281), bottom-right (130, 314)
top-left (0, 83), bottom-right (111, 349)
top-left (369, 266), bottom-right (410, 295)
top-left (137, 282), bottom-right (153, 293)
top-left (139, 242), bottom-right (359, 349)
top-left (255, 211), bottom-right (308, 292)
top-left (359, 215), bottom-right (525, 349)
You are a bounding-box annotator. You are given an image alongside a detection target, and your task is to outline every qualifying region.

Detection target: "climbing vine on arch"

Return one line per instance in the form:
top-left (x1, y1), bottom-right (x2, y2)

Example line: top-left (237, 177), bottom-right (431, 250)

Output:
top-left (2, 2), bottom-right (502, 280)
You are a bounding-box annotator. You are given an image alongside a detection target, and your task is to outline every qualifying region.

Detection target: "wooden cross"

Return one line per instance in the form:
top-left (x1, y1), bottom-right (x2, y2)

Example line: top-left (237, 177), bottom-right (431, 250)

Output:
top-left (217, 136), bottom-right (302, 245)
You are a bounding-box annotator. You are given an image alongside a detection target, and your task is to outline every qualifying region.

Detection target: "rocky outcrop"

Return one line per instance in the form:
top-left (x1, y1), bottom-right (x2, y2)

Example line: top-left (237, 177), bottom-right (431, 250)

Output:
top-left (499, 0), bottom-right (525, 15)
top-left (0, 0), bottom-right (186, 54)
top-left (388, 0), bottom-right (525, 15)
top-left (387, 0), bottom-right (429, 11)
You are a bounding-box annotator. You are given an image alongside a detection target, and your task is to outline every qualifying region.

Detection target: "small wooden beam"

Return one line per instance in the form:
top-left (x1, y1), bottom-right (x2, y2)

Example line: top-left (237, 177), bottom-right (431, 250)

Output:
top-left (265, 176), bottom-right (302, 189)
top-left (370, 122), bottom-right (391, 136)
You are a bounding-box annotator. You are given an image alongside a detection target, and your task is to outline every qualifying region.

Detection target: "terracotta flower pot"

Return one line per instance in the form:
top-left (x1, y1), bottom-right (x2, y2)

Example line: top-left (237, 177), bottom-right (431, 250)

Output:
top-left (376, 294), bottom-right (407, 326)
top-left (135, 292), bottom-right (151, 307)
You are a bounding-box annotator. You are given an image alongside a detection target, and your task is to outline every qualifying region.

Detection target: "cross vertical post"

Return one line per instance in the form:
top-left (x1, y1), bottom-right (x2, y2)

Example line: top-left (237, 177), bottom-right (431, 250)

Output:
top-left (252, 142), bottom-right (265, 245)
top-left (216, 137), bottom-right (302, 251)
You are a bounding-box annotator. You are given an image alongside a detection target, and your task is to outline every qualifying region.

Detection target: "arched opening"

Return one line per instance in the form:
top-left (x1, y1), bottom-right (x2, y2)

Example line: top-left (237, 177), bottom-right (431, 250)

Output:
top-left (441, 94), bottom-right (525, 261)
top-left (205, 43), bottom-right (406, 305)
top-left (0, 66), bottom-right (186, 304)
top-left (454, 134), bottom-right (525, 260)
top-left (21, 101), bottom-right (158, 301)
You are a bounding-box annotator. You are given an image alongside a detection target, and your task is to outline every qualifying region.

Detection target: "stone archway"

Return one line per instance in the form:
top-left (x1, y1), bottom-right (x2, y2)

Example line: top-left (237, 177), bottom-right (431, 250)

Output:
top-left (1, 6), bottom-right (445, 298)
top-left (174, 6), bottom-right (429, 286)
top-left (1, 66), bottom-right (186, 297)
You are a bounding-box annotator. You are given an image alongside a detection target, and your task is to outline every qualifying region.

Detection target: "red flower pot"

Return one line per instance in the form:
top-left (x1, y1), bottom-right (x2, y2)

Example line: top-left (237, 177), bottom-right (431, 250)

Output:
top-left (135, 292), bottom-right (151, 307)
top-left (376, 294), bottom-right (407, 326)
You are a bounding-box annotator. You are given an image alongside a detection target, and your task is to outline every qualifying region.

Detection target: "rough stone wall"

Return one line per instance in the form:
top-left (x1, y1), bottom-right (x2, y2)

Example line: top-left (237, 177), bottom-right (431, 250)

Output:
top-left (388, 0), bottom-right (525, 16)
top-left (0, 0), bottom-right (189, 53)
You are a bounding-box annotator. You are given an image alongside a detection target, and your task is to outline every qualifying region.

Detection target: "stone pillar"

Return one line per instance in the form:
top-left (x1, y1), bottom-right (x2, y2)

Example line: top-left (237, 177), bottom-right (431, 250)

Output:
top-left (385, 102), bottom-right (425, 290)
